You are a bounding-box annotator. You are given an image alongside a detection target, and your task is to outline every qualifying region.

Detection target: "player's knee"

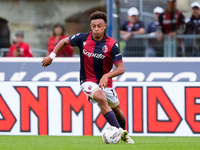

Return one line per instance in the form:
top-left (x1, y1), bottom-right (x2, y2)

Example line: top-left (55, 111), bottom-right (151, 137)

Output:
top-left (96, 96), bottom-right (107, 106)
top-left (93, 90), bottom-right (105, 101)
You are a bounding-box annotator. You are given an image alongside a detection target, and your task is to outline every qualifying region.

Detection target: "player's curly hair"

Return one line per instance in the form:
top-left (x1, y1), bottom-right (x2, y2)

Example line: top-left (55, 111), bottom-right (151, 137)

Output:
top-left (89, 11), bottom-right (107, 23)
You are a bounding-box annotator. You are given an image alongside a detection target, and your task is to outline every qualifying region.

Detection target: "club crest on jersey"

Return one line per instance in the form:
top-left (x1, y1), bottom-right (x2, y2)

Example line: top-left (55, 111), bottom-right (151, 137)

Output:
top-left (102, 45), bottom-right (108, 53)
top-left (88, 85), bottom-right (92, 90)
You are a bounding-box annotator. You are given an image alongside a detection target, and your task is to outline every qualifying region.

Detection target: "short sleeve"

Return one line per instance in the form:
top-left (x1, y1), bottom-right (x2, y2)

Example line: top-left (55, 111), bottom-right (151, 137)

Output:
top-left (146, 23), bottom-right (151, 33)
top-left (139, 21), bottom-right (145, 28)
top-left (120, 21), bottom-right (128, 31)
top-left (111, 42), bottom-right (123, 65)
top-left (68, 33), bottom-right (84, 47)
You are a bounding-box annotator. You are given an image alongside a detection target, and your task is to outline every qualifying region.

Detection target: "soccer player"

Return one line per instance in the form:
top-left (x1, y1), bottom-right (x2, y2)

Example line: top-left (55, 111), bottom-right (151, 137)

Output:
top-left (42, 11), bottom-right (134, 144)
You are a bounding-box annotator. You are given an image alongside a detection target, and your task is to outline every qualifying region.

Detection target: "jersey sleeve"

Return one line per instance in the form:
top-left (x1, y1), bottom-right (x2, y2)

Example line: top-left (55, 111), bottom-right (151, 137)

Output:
top-left (146, 23), bottom-right (151, 33)
top-left (111, 42), bottom-right (123, 65)
top-left (68, 33), bottom-right (84, 47)
top-left (120, 21), bottom-right (128, 31)
top-left (139, 21), bottom-right (145, 28)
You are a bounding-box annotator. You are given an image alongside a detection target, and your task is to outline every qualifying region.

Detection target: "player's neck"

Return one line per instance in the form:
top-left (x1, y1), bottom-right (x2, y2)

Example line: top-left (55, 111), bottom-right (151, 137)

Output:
top-left (92, 33), bottom-right (105, 41)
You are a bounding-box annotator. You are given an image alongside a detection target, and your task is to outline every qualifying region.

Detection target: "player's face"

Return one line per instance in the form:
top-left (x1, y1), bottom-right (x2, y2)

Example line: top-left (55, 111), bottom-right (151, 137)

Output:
top-left (15, 36), bottom-right (23, 43)
top-left (192, 7), bottom-right (200, 18)
top-left (90, 19), bottom-right (107, 40)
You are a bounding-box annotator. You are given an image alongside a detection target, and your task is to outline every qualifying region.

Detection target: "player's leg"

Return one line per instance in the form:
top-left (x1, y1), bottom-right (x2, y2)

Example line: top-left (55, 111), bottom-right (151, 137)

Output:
top-left (111, 104), bottom-right (134, 143)
top-left (103, 87), bottom-right (126, 129)
top-left (103, 87), bottom-right (134, 144)
top-left (92, 90), bottom-right (120, 128)
top-left (111, 105), bottom-right (126, 130)
top-left (81, 82), bottom-right (120, 128)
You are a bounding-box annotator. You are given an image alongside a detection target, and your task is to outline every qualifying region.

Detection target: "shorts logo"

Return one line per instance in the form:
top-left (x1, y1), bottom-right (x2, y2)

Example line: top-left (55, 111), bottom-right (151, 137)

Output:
top-left (102, 45), bottom-right (108, 53)
top-left (88, 85), bottom-right (92, 90)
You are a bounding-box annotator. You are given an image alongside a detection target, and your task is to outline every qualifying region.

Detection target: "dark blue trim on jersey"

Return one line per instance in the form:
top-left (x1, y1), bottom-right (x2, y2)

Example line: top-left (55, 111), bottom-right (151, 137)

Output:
top-left (69, 33), bottom-right (90, 83)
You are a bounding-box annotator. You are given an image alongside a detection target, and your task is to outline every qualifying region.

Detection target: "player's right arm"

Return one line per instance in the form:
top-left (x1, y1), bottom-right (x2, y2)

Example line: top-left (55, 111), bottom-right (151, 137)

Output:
top-left (42, 37), bottom-right (70, 67)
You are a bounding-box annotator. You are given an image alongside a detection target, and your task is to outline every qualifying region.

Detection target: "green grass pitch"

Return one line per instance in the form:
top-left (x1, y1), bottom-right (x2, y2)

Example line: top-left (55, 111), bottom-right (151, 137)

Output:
top-left (0, 136), bottom-right (199, 150)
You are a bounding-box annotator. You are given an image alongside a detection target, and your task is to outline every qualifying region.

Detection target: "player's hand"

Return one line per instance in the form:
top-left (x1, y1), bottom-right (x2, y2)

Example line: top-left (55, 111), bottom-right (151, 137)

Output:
top-left (99, 75), bottom-right (108, 89)
top-left (42, 56), bottom-right (53, 67)
top-left (123, 32), bottom-right (132, 41)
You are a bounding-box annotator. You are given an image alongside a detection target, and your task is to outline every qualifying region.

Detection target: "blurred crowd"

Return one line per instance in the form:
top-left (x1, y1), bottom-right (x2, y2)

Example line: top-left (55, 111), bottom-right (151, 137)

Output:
top-left (120, 0), bottom-right (200, 57)
top-left (1, 0), bottom-right (200, 57)
top-left (6, 23), bottom-right (74, 57)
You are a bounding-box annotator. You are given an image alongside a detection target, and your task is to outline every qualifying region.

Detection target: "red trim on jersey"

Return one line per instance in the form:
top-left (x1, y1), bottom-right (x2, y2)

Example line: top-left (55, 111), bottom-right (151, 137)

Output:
top-left (103, 36), bottom-right (118, 88)
top-left (114, 59), bottom-right (122, 65)
top-left (83, 33), bottom-right (97, 83)
top-left (67, 37), bottom-right (71, 45)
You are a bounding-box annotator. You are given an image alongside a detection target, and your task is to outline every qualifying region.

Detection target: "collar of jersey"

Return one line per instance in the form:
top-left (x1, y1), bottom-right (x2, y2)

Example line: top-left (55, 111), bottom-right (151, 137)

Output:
top-left (91, 32), bottom-right (107, 42)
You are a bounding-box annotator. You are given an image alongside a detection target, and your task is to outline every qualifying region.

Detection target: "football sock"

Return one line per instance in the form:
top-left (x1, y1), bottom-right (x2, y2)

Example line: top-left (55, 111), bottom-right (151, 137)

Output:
top-left (104, 111), bottom-right (120, 128)
top-left (118, 118), bottom-right (126, 130)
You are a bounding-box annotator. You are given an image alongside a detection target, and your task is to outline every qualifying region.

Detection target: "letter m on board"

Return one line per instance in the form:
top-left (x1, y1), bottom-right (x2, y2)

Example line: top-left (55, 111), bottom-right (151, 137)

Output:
top-left (57, 87), bottom-right (93, 135)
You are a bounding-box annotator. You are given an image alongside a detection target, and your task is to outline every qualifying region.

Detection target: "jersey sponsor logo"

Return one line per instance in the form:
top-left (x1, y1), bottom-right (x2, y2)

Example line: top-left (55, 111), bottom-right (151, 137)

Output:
top-left (83, 49), bottom-right (105, 59)
top-left (102, 45), bottom-right (108, 53)
top-left (115, 53), bottom-right (121, 57)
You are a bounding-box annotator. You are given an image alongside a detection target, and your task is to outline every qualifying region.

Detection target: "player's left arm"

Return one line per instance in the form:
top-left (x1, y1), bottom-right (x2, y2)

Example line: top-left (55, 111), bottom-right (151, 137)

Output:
top-left (99, 62), bottom-right (125, 89)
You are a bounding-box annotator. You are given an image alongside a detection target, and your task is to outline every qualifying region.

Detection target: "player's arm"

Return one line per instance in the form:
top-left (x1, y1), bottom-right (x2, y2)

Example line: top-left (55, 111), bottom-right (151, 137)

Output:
top-left (99, 62), bottom-right (125, 89)
top-left (42, 37), bottom-right (70, 67)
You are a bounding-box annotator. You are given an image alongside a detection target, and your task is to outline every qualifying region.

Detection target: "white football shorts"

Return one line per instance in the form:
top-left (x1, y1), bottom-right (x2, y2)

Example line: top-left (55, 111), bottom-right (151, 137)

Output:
top-left (80, 81), bottom-right (119, 108)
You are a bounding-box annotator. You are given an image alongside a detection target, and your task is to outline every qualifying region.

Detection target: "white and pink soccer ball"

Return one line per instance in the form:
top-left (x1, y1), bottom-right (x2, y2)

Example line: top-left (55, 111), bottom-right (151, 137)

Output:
top-left (102, 126), bottom-right (121, 144)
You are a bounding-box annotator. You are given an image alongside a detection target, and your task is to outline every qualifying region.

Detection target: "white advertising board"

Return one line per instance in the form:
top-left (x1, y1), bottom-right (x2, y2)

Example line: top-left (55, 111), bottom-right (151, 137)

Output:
top-left (0, 82), bottom-right (199, 136)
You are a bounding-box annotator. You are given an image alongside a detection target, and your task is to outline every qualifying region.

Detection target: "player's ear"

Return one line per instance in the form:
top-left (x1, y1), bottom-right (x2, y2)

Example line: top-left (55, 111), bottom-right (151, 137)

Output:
top-left (104, 23), bottom-right (107, 29)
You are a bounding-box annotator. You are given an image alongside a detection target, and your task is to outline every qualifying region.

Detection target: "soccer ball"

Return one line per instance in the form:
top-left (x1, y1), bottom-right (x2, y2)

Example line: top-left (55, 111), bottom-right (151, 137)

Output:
top-left (102, 126), bottom-right (121, 144)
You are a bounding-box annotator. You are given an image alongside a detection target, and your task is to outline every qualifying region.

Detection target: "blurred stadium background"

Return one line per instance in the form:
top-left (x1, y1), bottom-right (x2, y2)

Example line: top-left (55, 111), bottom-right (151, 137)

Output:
top-left (0, 0), bottom-right (199, 57)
